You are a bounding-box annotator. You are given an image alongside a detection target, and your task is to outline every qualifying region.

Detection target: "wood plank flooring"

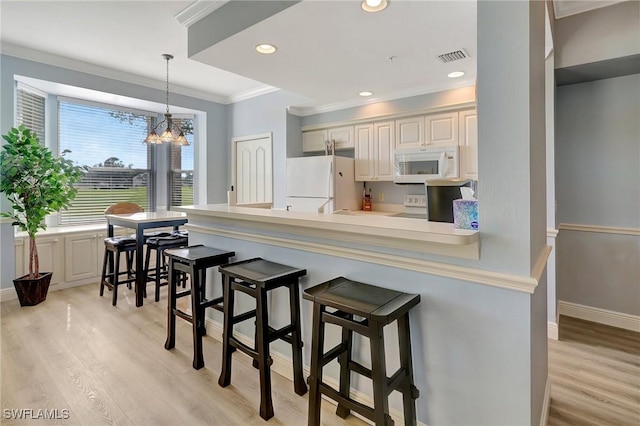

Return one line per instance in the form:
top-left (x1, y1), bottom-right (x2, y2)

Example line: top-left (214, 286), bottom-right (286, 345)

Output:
top-left (548, 316), bottom-right (640, 426)
top-left (2, 284), bottom-right (639, 425)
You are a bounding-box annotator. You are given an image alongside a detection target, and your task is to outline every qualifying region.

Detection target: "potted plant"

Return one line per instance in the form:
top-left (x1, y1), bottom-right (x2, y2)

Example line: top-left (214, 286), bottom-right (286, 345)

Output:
top-left (0, 125), bottom-right (85, 306)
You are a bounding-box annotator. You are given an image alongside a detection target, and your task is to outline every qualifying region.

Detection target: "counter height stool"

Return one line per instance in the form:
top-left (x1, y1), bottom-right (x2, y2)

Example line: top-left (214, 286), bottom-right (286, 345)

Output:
top-left (304, 277), bottom-right (421, 426)
top-left (218, 258), bottom-right (308, 421)
top-left (164, 245), bottom-right (235, 370)
top-left (144, 231), bottom-right (189, 301)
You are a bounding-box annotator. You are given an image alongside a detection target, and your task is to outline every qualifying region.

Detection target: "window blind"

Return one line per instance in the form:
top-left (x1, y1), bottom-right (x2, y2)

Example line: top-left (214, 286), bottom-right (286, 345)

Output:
top-left (58, 100), bottom-right (156, 225)
top-left (16, 84), bottom-right (46, 145)
top-left (168, 117), bottom-right (194, 208)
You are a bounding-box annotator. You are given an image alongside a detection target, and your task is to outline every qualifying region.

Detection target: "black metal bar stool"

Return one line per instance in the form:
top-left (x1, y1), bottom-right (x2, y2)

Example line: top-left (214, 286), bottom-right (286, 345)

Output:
top-left (163, 245), bottom-right (235, 370)
top-left (304, 277), bottom-right (421, 426)
top-left (218, 258), bottom-right (308, 421)
top-left (143, 231), bottom-right (189, 301)
top-left (99, 236), bottom-right (137, 306)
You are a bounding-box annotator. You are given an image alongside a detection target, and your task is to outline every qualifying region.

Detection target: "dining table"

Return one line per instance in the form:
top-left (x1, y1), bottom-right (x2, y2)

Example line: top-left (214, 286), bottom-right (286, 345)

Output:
top-left (105, 210), bottom-right (188, 307)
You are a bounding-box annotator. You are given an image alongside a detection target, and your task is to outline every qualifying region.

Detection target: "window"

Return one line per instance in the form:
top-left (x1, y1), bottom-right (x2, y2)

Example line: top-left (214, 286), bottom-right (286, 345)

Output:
top-left (16, 83), bottom-right (46, 145)
top-left (57, 99), bottom-right (156, 225)
top-left (168, 117), bottom-right (194, 208)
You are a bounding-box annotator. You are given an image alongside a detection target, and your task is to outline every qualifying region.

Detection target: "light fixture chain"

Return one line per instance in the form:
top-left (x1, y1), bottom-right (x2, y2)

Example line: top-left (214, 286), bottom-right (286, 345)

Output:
top-left (165, 55), bottom-right (170, 115)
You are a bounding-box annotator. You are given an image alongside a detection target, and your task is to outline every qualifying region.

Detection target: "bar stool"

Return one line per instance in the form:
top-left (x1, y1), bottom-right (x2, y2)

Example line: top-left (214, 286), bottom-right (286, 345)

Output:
top-left (99, 236), bottom-right (137, 306)
top-left (143, 231), bottom-right (189, 301)
top-left (218, 258), bottom-right (308, 421)
top-left (304, 277), bottom-right (421, 426)
top-left (164, 245), bottom-right (235, 370)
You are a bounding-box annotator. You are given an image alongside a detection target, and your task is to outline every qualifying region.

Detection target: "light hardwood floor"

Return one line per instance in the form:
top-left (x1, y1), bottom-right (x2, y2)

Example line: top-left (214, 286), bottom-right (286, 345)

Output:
top-left (548, 316), bottom-right (640, 426)
top-left (1, 284), bottom-right (639, 425)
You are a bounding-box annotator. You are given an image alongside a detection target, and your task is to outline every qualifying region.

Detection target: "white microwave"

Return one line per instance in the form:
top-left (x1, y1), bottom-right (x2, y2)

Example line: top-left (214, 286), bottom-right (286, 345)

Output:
top-left (393, 146), bottom-right (459, 184)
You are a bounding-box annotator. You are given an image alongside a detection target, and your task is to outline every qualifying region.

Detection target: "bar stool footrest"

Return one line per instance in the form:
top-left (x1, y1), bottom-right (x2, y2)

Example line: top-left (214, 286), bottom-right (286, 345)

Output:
top-left (321, 342), bottom-right (349, 367)
top-left (266, 324), bottom-right (295, 344)
top-left (174, 308), bottom-right (193, 323)
top-left (230, 309), bottom-right (257, 325)
top-left (229, 337), bottom-right (273, 367)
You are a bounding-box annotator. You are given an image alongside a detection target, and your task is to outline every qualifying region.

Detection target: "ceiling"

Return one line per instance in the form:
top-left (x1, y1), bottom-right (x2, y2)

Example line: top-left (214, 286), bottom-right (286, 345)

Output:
top-left (0, 0), bottom-right (626, 114)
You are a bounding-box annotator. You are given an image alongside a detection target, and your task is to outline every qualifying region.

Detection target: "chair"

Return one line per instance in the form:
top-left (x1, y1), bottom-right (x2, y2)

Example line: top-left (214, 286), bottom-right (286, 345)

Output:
top-left (99, 202), bottom-right (143, 305)
top-left (144, 230), bottom-right (189, 301)
top-left (164, 245), bottom-right (235, 369)
top-left (304, 277), bottom-right (420, 426)
top-left (218, 258), bottom-right (308, 420)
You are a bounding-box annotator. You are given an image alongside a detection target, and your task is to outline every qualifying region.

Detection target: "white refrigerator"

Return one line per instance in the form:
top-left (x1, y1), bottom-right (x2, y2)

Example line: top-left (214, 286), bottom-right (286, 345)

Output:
top-left (286, 155), bottom-right (360, 213)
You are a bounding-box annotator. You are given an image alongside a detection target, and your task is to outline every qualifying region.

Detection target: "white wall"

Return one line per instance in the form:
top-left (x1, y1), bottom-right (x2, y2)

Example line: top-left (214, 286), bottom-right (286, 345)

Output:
top-left (554, 0), bottom-right (640, 69)
top-left (555, 74), bottom-right (640, 316)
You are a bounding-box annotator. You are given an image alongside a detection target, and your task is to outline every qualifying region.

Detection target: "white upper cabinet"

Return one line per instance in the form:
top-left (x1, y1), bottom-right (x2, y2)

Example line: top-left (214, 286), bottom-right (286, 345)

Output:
top-left (395, 116), bottom-right (424, 150)
top-left (302, 129), bottom-right (328, 152)
top-left (425, 112), bottom-right (459, 146)
top-left (458, 109), bottom-right (478, 180)
top-left (328, 126), bottom-right (354, 150)
top-left (355, 121), bottom-right (394, 182)
top-left (303, 126), bottom-right (354, 152)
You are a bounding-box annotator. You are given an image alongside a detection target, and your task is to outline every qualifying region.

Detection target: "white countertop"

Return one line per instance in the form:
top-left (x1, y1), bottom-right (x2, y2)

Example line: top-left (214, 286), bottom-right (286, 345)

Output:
top-left (175, 204), bottom-right (478, 247)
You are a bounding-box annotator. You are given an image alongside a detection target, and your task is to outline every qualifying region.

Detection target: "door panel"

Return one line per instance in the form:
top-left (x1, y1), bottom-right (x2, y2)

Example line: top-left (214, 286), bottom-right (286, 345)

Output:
top-left (234, 134), bottom-right (273, 205)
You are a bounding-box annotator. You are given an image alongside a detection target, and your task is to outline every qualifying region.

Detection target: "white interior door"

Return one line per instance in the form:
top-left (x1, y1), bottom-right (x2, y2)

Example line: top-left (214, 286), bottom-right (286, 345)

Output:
top-left (233, 133), bottom-right (273, 205)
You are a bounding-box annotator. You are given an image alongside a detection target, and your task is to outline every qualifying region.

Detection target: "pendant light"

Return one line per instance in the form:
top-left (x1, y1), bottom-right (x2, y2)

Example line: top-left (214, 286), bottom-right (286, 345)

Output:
top-left (144, 54), bottom-right (189, 146)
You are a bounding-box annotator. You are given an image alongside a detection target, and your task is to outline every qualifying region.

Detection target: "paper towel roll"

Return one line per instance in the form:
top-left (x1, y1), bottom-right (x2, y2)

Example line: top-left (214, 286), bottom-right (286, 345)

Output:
top-left (227, 190), bottom-right (236, 206)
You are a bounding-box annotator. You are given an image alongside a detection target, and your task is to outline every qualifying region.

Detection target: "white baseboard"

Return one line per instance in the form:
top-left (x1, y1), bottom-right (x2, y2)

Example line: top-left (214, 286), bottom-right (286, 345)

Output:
top-left (540, 377), bottom-right (550, 426)
top-left (204, 317), bottom-right (428, 426)
top-left (559, 301), bottom-right (640, 333)
top-left (547, 321), bottom-right (558, 340)
top-left (0, 277), bottom-right (97, 303)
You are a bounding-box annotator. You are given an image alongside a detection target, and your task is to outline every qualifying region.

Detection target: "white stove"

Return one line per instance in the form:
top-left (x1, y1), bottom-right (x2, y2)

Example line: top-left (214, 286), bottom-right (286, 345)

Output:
top-left (389, 194), bottom-right (427, 219)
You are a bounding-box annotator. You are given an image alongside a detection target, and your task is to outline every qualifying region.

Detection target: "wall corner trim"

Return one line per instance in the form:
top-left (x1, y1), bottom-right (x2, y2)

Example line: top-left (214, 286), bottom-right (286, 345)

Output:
top-left (540, 377), bottom-right (551, 426)
top-left (547, 321), bottom-right (559, 340)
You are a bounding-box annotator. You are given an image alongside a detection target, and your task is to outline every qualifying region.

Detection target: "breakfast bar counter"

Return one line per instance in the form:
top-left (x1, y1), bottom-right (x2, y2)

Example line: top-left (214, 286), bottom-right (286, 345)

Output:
top-left (172, 203), bottom-right (543, 425)
top-left (175, 204), bottom-right (479, 260)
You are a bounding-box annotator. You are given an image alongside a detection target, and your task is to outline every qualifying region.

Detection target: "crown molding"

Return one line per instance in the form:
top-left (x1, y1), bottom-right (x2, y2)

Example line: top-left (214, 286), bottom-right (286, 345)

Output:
top-left (288, 76), bottom-right (476, 117)
top-left (0, 42), bottom-right (229, 105)
top-left (175, 1), bottom-right (229, 27)
top-left (228, 85), bottom-right (280, 104)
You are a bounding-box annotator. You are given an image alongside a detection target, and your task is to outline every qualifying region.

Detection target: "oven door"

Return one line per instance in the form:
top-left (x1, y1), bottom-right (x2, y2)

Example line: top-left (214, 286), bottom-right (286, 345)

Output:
top-left (393, 151), bottom-right (446, 183)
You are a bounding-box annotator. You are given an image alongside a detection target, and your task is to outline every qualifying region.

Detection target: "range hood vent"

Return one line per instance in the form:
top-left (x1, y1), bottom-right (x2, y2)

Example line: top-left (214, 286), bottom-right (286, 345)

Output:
top-left (437, 49), bottom-right (469, 63)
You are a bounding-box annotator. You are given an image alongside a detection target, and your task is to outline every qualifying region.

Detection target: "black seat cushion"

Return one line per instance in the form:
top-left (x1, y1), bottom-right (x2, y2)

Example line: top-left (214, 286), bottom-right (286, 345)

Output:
top-left (146, 235), bottom-right (189, 248)
top-left (104, 236), bottom-right (137, 249)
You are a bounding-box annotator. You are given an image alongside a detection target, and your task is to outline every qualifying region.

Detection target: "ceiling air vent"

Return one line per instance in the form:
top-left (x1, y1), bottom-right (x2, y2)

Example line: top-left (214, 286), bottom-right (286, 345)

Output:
top-left (437, 49), bottom-right (469, 63)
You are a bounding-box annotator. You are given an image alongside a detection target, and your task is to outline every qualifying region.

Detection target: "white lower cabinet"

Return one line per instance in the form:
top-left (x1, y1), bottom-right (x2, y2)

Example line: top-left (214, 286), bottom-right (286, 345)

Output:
top-left (17, 235), bottom-right (63, 285)
top-left (458, 109), bottom-right (478, 180)
top-left (354, 121), bottom-right (394, 181)
top-left (65, 233), bottom-right (98, 282)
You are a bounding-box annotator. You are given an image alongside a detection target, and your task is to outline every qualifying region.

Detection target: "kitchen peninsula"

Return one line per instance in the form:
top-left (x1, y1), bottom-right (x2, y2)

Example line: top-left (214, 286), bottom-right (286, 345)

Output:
top-left (175, 203), bottom-right (544, 425)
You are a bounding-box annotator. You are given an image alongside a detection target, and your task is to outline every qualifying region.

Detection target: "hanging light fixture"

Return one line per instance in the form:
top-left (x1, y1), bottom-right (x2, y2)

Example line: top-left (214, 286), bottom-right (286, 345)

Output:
top-left (144, 54), bottom-right (189, 146)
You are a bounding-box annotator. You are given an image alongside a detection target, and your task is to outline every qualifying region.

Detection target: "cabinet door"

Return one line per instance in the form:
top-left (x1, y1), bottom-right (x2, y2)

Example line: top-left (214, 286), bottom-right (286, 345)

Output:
top-left (328, 126), bottom-right (354, 150)
top-left (425, 112), bottom-right (459, 146)
top-left (65, 233), bottom-right (98, 282)
top-left (24, 236), bottom-right (63, 285)
top-left (374, 121), bottom-right (395, 181)
top-left (354, 124), bottom-right (374, 181)
top-left (302, 129), bottom-right (328, 152)
top-left (395, 116), bottom-right (424, 150)
top-left (458, 109), bottom-right (478, 180)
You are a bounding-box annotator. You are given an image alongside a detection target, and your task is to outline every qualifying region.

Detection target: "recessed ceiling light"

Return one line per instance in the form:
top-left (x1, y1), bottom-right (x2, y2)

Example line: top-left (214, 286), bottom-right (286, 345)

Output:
top-left (361, 0), bottom-right (388, 13)
top-left (359, 91), bottom-right (373, 97)
top-left (448, 71), bottom-right (465, 78)
top-left (256, 43), bottom-right (277, 54)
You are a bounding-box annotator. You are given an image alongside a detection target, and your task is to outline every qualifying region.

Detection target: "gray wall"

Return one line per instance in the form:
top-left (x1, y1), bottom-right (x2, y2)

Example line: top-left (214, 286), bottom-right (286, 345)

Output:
top-left (556, 74), bottom-right (640, 315)
top-left (554, 0), bottom-right (640, 69)
top-left (0, 54), bottom-right (228, 289)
